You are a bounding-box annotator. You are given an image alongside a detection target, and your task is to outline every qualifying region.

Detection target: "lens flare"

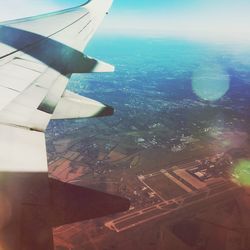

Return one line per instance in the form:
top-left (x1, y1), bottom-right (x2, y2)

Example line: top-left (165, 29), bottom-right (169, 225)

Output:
top-left (232, 160), bottom-right (250, 186)
top-left (192, 64), bottom-right (230, 101)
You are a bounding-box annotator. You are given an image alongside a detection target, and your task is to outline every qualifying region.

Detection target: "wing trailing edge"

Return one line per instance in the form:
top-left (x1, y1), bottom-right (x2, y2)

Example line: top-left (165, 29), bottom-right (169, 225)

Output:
top-left (51, 90), bottom-right (114, 120)
top-left (66, 55), bottom-right (115, 73)
top-left (87, 56), bottom-right (115, 73)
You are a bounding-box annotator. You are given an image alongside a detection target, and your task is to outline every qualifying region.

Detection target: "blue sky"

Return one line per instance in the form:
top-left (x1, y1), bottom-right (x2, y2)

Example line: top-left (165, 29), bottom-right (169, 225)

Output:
top-left (1, 0), bottom-right (250, 43)
top-left (51, 0), bottom-right (196, 11)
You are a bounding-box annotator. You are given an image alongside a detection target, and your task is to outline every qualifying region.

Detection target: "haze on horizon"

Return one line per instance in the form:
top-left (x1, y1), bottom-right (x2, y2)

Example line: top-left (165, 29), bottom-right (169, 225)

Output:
top-left (0, 0), bottom-right (250, 44)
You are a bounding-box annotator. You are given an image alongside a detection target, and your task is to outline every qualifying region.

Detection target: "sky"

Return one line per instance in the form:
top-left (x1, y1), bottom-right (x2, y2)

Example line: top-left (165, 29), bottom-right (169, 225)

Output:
top-left (1, 0), bottom-right (250, 43)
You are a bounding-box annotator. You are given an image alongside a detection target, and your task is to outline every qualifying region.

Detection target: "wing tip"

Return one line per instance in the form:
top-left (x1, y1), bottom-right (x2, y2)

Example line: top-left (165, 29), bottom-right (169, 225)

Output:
top-left (93, 59), bottom-right (115, 73)
top-left (81, 0), bottom-right (113, 16)
top-left (96, 105), bottom-right (114, 118)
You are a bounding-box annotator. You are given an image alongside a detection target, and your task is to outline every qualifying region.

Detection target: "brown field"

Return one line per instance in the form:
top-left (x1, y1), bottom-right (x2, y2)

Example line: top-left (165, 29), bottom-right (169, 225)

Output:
top-left (64, 151), bottom-right (80, 161)
top-left (54, 138), bottom-right (74, 153)
top-left (107, 150), bottom-right (127, 162)
top-left (144, 174), bottom-right (187, 200)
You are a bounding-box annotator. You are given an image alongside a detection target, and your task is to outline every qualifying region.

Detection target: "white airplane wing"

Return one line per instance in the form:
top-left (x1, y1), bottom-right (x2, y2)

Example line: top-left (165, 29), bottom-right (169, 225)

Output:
top-left (0, 1), bottom-right (130, 250)
top-left (0, 0), bottom-right (114, 172)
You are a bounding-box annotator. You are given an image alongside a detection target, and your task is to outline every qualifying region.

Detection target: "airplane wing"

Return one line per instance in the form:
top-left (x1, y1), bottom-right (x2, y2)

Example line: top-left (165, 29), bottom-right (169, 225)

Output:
top-left (0, 0), bottom-right (114, 180)
top-left (0, 1), bottom-right (130, 250)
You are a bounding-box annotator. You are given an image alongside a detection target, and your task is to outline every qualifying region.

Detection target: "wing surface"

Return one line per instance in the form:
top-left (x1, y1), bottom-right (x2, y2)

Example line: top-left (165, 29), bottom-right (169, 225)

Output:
top-left (0, 0), bottom-right (114, 132)
top-left (0, 2), bottom-right (130, 250)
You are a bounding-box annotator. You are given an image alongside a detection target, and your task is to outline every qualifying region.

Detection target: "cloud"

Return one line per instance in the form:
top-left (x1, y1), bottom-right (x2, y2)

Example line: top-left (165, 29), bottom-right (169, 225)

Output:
top-left (1, 0), bottom-right (250, 44)
top-left (101, 4), bottom-right (250, 44)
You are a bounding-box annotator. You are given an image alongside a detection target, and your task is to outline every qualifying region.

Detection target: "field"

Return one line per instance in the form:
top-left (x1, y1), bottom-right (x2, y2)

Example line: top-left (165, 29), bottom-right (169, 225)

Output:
top-left (144, 173), bottom-right (187, 200)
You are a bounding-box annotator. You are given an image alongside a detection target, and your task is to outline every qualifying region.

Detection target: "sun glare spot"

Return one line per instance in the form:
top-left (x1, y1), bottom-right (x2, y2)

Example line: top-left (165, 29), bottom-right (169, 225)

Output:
top-left (232, 160), bottom-right (250, 186)
top-left (192, 64), bottom-right (230, 101)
